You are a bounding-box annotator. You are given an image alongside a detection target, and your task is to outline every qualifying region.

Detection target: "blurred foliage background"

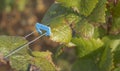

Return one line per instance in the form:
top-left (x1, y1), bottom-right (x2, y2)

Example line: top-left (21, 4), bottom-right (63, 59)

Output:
top-left (0, 0), bottom-right (55, 50)
top-left (0, 0), bottom-right (120, 71)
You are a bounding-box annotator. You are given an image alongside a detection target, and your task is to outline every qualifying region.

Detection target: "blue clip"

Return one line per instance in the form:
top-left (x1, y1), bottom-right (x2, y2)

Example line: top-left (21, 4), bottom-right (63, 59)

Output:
top-left (35, 23), bottom-right (51, 36)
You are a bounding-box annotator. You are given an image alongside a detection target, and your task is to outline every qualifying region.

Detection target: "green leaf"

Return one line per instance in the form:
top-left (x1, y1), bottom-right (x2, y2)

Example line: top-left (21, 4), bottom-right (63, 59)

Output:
top-left (10, 54), bottom-right (31, 71)
top-left (41, 3), bottom-right (74, 24)
top-left (72, 58), bottom-right (99, 71)
top-left (56, 0), bottom-right (79, 8)
top-left (72, 37), bottom-right (103, 58)
top-left (41, 4), bottom-right (79, 44)
top-left (64, 13), bottom-right (80, 25)
top-left (102, 36), bottom-right (120, 52)
top-left (78, 0), bottom-right (98, 16)
top-left (31, 58), bottom-right (56, 71)
top-left (100, 36), bottom-right (120, 70)
top-left (50, 16), bottom-right (72, 44)
top-left (74, 20), bottom-right (95, 38)
top-left (43, 15), bottom-right (73, 44)
top-left (56, 0), bottom-right (98, 17)
top-left (98, 46), bottom-right (113, 71)
top-left (0, 35), bottom-right (31, 71)
top-left (88, 0), bottom-right (107, 23)
top-left (31, 51), bottom-right (52, 58)
top-left (42, 3), bottom-right (81, 44)
top-left (31, 51), bottom-right (56, 71)
top-left (72, 37), bottom-right (113, 71)
top-left (0, 35), bottom-right (28, 56)
top-left (72, 37), bottom-right (114, 71)
top-left (42, 3), bottom-right (80, 26)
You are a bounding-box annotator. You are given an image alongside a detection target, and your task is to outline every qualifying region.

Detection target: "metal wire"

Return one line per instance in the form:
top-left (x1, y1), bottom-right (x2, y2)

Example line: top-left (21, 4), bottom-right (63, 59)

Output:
top-left (24, 31), bottom-right (36, 38)
top-left (5, 33), bottom-right (46, 58)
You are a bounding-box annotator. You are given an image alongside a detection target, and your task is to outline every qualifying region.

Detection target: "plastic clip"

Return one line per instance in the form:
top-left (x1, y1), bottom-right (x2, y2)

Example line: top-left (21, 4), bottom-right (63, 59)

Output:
top-left (35, 23), bottom-right (51, 36)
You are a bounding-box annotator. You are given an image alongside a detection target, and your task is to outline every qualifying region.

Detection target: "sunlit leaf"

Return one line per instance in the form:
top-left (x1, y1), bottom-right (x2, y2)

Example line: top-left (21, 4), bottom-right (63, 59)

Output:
top-left (43, 15), bottom-right (73, 44)
top-left (72, 37), bottom-right (103, 58)
top-left (56, 0), bottom-right (79, 8)
top-left (74, 20), bottom-right (94, 38)
top-left (49, 16), bottom-right (72, 44)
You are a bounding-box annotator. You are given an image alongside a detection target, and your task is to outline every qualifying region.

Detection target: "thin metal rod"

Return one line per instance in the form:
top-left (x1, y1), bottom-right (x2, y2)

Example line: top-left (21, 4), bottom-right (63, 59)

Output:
top-left (24, 31), bottom-right (36, 38)
top-left (5, 33), bottom-right (46, 58)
